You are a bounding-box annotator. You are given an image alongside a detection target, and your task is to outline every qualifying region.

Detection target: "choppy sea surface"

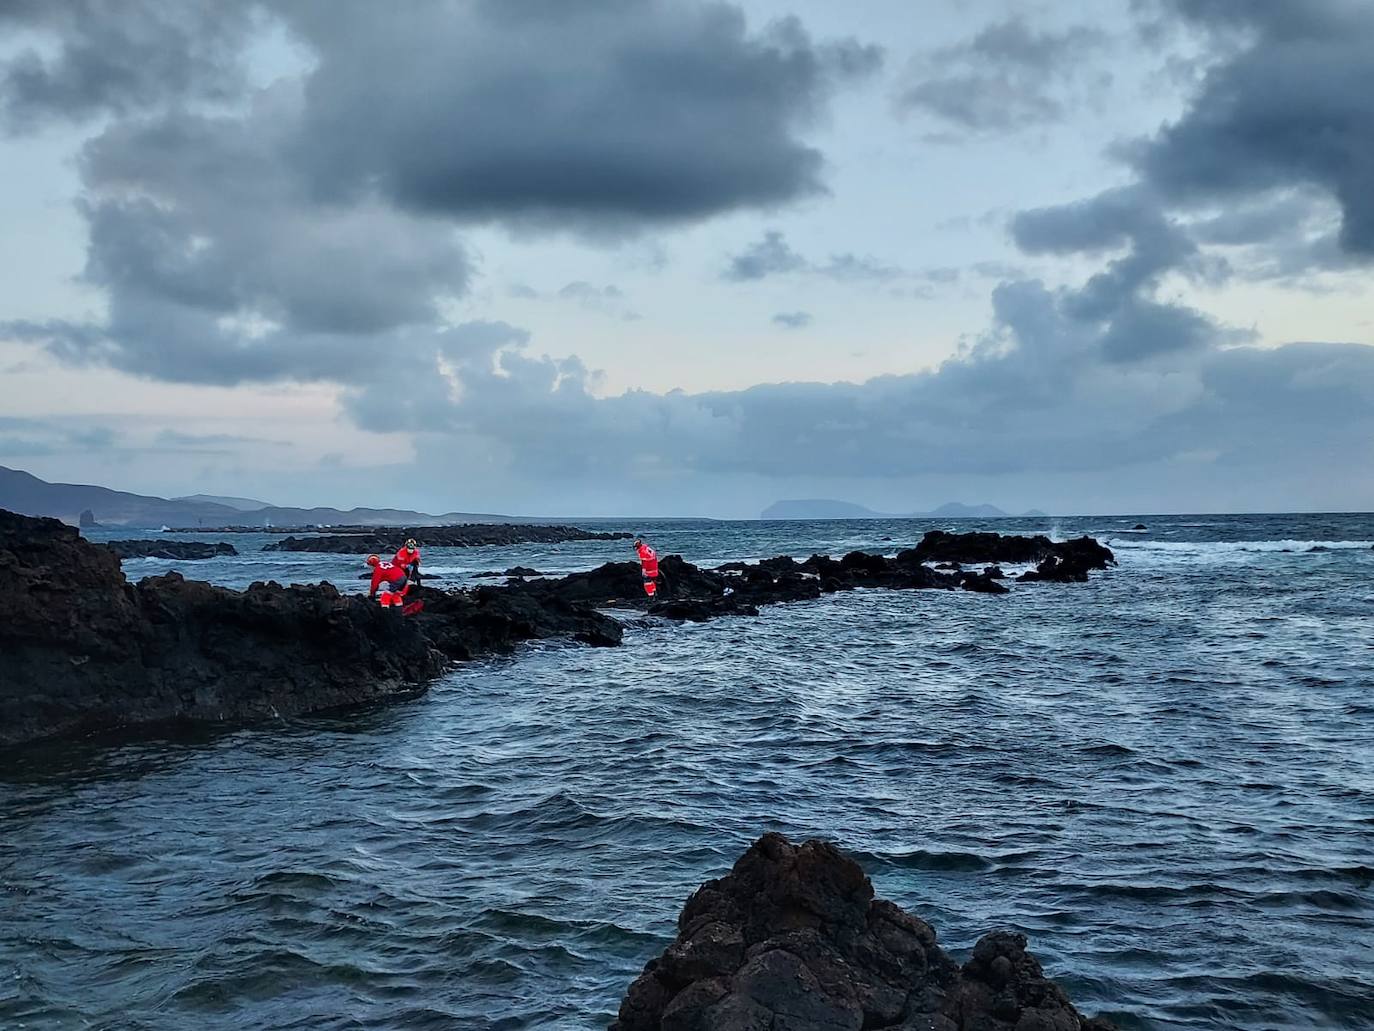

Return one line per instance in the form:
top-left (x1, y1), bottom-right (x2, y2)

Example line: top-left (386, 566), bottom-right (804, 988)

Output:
top-left (3, 514), bottom-right (1373, 1030)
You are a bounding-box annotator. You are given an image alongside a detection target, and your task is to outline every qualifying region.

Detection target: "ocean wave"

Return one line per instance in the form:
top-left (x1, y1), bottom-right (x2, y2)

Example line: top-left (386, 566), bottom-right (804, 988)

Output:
top-left (1110, 538), bottom-right (1374, 554)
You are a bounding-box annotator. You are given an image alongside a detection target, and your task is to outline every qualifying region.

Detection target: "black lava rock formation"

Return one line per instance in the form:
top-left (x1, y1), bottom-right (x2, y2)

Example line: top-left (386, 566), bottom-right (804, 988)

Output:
top-left (104, 540), bottom-right (239, 560)
top-left (1, 509), bottom-right (618, 747)
top-left (611, 833), bottom-right (1117, 1031)
top-left (263, 524), bottom-right (631, 553)
top-left (909, 530), bottom-right (1114, 569)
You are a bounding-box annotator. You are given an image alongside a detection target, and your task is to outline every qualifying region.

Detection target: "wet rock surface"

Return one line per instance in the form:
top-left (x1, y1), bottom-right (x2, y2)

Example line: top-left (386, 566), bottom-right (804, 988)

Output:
top-left (611, 832), bottom-right (1117, 1031)
top-left (263, 523), bottom-right (632, 553)
top-left (104, 539), bottom-right (239, 560)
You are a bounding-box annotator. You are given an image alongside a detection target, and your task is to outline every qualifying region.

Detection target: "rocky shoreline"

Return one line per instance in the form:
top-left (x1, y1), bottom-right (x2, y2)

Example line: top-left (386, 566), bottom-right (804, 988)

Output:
top-left (104, 539), bottom-right (239, 560)
top-left (1, 508), bottom-right (1112, 748)
top-left (613, 832), bottom-right (1116, 1030)
top-left (262, 523), bottom-right (633, 553)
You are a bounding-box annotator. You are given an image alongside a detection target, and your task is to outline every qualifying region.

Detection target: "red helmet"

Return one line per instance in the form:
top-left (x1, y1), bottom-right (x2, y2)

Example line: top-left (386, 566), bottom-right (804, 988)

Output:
top-left (366, 554), bottom-right (380, 567)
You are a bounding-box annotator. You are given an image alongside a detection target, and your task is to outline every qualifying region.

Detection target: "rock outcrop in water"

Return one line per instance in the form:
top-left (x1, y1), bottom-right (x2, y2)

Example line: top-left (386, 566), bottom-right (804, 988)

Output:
top-left (910, 530), bottom-right (1113, 569)
top-left (501, 535), bottom-right (1117, 622)
top-left (2, 509), bottom-right (1112, 747)
top-left (612, 833), bottom-right (1116, 1031)
top-left (263, 523), bottom-right (632, 553)
top-left (104, 539), bottom-right (239, 560)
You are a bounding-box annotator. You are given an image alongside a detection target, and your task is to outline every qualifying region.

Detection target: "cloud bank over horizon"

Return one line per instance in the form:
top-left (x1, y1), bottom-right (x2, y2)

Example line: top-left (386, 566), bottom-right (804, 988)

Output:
top-left (1, 0), bottom-right (1372, 516)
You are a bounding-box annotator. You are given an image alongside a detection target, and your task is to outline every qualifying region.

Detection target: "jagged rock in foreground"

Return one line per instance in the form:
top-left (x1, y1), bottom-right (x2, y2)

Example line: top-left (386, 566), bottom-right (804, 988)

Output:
top-left (263, 523), bottom-right (631, 553)
top-left (612, 833), bottom-right (1117, 1031)
top-left (104, 539), bottom-right (238, 560)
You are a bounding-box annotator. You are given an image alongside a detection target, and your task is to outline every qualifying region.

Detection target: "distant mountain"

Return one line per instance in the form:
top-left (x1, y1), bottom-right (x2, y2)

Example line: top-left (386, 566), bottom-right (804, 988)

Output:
top-left (173, 493), bottom-right (270, 511)
top-left (927, 502), bottom-right (1010, 518)
top-left (761, 499), bottom-right (887, 519)
top-left (762, 498), bottom-right (1047, 520)
top-left (0, 466), bottom-right (516, 528)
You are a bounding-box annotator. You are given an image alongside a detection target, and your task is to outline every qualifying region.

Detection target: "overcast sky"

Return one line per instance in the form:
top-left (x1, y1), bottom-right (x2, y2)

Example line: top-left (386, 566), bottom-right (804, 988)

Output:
top-left (2, 0), bottom-right (1372, 517)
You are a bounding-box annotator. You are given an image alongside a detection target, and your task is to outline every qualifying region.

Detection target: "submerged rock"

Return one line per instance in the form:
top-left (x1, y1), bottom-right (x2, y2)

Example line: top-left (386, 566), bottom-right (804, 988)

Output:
top-left (105, 539), bottom-right (238, 560)
top-left (612, 833), bottom-right (1117, 1031)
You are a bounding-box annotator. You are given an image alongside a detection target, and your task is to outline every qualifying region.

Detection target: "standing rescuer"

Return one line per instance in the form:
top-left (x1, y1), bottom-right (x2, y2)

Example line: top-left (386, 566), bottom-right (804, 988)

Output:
top-left (634, 538), bottom-right (659, 597)
top-left (394, 538), bottom-right (421, 585)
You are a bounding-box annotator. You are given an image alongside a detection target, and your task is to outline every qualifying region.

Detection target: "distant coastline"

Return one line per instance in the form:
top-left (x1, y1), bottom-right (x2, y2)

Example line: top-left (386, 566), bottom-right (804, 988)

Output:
top-left (762, 498), bottom-right (1049, 520)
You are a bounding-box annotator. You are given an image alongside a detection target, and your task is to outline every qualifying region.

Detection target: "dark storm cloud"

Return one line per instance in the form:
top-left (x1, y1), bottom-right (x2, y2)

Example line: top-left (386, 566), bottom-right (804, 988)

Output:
top-left (772, 311), bottom-right (812, 329)
top-left (4, 1), bottom-right (878, 387)
top-left (337, 1), bottom-right (1374, 491)
top-left (4, 91), bottom-right (472, 385)
top-left (1131, 0), bottom-right (1374, 258)
top-left (281, 1), bottom-right (881, 230)
top-left (0, 1), bottom-right (256, 131)
top-left (898, 17), bottom-right (1109, 132)
top-left (1009, 187), bottom-right (1236, 362)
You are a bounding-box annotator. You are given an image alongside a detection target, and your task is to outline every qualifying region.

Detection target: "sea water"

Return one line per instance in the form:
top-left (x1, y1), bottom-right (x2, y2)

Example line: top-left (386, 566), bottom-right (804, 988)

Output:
top-left (2, 514), bottom-right (1372, 1029)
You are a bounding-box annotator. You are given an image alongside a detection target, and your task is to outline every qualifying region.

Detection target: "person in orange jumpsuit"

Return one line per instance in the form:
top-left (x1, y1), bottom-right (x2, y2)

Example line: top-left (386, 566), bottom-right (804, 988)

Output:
top-left (394, 538), bottom-right (421, 585)
top-left (634, 538), bottom-right (659, 597)
top-left (366, 554), bottom-right (410, 608)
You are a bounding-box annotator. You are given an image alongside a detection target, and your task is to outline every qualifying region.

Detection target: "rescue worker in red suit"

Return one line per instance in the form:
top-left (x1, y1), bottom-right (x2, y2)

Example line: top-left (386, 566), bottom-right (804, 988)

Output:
top-left (634, 538), bottom-right (660, 598)
top-left (366, 554), bottom-right (410, 608)
top-left (394, 538), bottom-right (421, 585)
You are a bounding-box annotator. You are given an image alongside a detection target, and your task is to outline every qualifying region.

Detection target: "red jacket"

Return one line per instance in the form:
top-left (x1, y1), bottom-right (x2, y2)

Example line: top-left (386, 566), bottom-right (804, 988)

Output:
top-left (636, 542), bottom-right (658, 578)
top-left (394, 546), bottom-right (420, 572)
top-left (369, 561), bottom-right (408, 596)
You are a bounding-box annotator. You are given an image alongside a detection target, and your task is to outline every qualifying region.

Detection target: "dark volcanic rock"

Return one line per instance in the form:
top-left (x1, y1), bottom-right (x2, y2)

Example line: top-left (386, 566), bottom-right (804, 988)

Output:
top-left (79, 508), bottom-right (99, 528)
top-left (264, 523), bottom-right (631, 553)
top-left (1132, 523), bottom-right (1147, 531)
top-left (611, 833), bottom-right (1116, 1031)
top-left (1, 510), bottom-right (442, 748)
top-left (909, 530), bottom-right (1114, 572)
top-left (1015, 538), bottom-right (1116, 584)
top-left (1, 509), bottom-right (618, 747)
top-left (412, 585), bottom-right (622, 658)
top-left (105, 539), bottom-right (239, 560)
top-left (958, 570), bottom-right (1010, 594)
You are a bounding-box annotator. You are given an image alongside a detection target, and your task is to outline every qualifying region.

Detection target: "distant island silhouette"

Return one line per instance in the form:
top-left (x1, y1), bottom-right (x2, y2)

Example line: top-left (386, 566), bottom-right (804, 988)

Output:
top-left (762, 499), bottom-right (1049, 519)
